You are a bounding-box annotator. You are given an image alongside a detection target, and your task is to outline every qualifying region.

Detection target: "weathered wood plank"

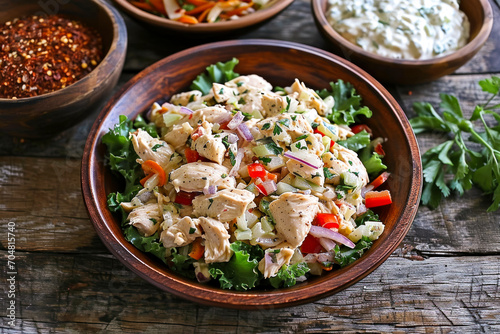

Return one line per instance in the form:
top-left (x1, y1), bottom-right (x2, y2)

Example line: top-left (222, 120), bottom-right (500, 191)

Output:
top-left (1, 250), bottom-right (498, 333)
top-left (0, 156), bottom-right (106, 253)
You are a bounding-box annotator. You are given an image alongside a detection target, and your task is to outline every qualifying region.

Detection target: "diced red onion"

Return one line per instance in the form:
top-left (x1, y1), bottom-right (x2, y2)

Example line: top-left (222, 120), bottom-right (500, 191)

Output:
top-left (295, 275), bottom-right (307, 282)
top-left (361, 185), bottom-right (374, 197)
top-left (303, 252), bottom-right (334, 263)
top-left (284, 151), bottom-right (320, 169)
top-left (229, 149), bottom-right (244, 177)
top-left (226, 133), bottom-right (239, 144)
top-left (309, 225), bottom-right (355, 249)
top-left (161, 102), bottom-right (174, 110)
top-left (261, 180), bottom-right (277, 195)
top-left (356, 203), bottom-right (367, 216)
top-left (323, 189), bottom-right (335, 200)
top-left (255, 237), bottom-right (281, 247)
top-left (319, 238), bottom-right (337, 252)
top-left (137, 191), bottom-right (153, 203)
top-left (237, 123), bottom-right (254, 141)
top-left (264, 252), bottom-right (274, 267)
top-left (227, 111), bottom-right (244, 129)
top-left (203, 185), bottom-right (217, 195)
top-left (196, 272), bottom-right (210, 283)
top-left (213, 112), bottom-right (233, 124)
top-left (179, 106), bottom-right (193, 115)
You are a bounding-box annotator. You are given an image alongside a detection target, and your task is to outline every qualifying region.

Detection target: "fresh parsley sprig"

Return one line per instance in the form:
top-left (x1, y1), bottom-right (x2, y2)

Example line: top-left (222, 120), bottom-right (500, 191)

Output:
top-left (410, 76), bottom-right (500, 212)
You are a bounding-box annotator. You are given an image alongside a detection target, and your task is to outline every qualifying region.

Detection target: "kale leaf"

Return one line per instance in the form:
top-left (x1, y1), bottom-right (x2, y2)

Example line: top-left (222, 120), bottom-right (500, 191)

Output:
top-left (317, 80), bottom-right (373, 125)
top-left (190, 58), bottom-right (240, 95)
top-left (209, 241), bottom-right (264, 291)
top-left (269, 262), bottom-right (309, 289)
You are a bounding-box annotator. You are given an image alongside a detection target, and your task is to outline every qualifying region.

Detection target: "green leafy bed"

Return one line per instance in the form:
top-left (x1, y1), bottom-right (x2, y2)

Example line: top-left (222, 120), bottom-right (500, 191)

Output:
top-left (102, 59), bottom-right (382, 291)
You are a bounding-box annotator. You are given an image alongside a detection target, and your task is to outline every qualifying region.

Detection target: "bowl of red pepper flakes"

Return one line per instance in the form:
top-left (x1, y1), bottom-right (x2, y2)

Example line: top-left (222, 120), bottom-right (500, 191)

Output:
top-left (0, 0), bottom-right (127, 138)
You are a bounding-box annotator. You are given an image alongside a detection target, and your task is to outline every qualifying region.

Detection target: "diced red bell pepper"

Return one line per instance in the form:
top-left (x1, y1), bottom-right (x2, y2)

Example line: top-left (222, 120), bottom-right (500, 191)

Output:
top-left (300, 234), bottom-right (324, 254)
top-left (185, 147), bottom-right (200, 163)
top-left (247, 163), bottom-right (267, 179)
top-left (351, 124), bottom-right (373, 135)
top-left (374, 143), bottom-right (386, 156)
top-left (369, 172), bottom-right (390, 190)
top-left (314, 128), bottom-right (327, 137)
top-left (315, 213), bottom-right (340, 229)
top-left (365, 190), bottom-right (392, 208)
top-left (174, 191), bottom-right (197, 206)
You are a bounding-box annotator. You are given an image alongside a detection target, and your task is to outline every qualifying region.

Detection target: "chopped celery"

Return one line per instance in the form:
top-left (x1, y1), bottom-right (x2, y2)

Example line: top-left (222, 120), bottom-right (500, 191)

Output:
top-left (276, 182), bottom-right (299, 195)
top-left (291, 176), bottom-right (325, 193)
top-left (252, 144), bottom-right (275, 157)
top-left (162, 113), bottom-right (182, 127)
top-left (266, 155), bottom-right (285, 171)
top-left (291, 139), bottom-right (308, 153)
top-left (341, 171), bottom-right (358, 187)
top-left (260, 216), bottom-right (274, 233)
top-left (317, 121), bottom-right (339, 141)
top-left (234, 228), bottom-right (252, 240)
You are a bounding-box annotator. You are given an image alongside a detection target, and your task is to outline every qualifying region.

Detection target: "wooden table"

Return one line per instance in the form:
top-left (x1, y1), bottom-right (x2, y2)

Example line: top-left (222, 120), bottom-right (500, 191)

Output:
top-left (1, 1), bottom-right (500, 332)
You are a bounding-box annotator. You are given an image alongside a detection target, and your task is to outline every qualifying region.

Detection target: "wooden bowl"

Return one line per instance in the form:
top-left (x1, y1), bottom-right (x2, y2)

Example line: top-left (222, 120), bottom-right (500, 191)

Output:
top-left (311, 0), bottom-right (493, 85)
top-left (81, 39), bottom-right (422, 308)
top-left (0, 0), bottom-right (127, 138)
top-left (111, 0), bottom-right (294, 37)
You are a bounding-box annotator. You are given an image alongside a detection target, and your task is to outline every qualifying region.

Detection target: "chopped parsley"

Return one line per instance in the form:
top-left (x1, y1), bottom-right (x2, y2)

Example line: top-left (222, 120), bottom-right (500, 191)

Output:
top-left (219, 88), bottom-right (225, 94)
top-left (151, 144), bottom-right (163, 152)
top-left (295, 142), bottom-right (307, 150)
top-left (229, 150), bottom-right (236, 166)
top-left (149, 218), bottom-right (157, 224)
top-left (208, 198), bottom-right (214, 209)
top-left (266, 142), bottom-right (283, 155)
top-left (221, 173), bottom-right (228, 179)
top-left (261, 123), bottom-right (271, 130)
top-left (260, 157), bottom-right (272, 165)
top-left (189, 227), bottom-right (196, 234)
top-left (291, 115), bottom-right (297, 121)
top-left (277, 118), bottom-right (290, 127)
top-left (273, 124), bottom-right (283, 136)
top-left (296, 134), bottom-right (308, 141)
top-left (284, 96), bottom-right (292, 113)
top-left (238, 97), bottom-right (246, 105)
top-left (324, 167), bottom-right (335, 179)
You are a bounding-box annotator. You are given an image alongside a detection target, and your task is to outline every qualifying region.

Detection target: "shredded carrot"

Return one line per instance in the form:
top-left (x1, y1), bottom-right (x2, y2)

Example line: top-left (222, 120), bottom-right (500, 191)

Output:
top-left (222, 2), bottom-right (253, 17)
top-left (177, 15), bottom-right (199, 24)
top-left (197, 6), bottom-right (212, 22)
top-left (189, 238), bottom-right (205, 260)
top-left (148, 0), bottom-right (167, 15)
top-left (186, 2), bottom-right (215, 15)
top-left (140, 160), bottom-right (166, 187)
top-left (130, 1), bottom-right (155, 12)
top-left (184, 0), bottom-right (209, 6)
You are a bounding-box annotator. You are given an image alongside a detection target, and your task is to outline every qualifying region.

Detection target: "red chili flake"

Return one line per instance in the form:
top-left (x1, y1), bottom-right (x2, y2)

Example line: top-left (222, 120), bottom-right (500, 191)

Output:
top-left (0, 15), bottom-right (103, 99)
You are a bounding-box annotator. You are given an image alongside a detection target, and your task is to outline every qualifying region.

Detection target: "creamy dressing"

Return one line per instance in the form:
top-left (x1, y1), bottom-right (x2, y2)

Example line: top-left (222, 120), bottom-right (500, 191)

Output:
top-left (327, 0), bottom-right (470, 60)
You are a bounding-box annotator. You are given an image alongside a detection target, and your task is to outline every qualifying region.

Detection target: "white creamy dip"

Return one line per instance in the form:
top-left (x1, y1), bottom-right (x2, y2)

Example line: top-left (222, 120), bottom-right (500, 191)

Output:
top-left (327, 0), bottom-right (470, 60)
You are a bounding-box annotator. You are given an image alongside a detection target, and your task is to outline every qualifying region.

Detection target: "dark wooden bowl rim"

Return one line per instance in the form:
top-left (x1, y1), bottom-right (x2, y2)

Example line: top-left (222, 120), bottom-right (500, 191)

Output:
top-left (81, 39), bottom-right (422, 309)
top-left (112, 0), bottom-right (294, 33)
top-left (0, 0), bottom-right (127, 102)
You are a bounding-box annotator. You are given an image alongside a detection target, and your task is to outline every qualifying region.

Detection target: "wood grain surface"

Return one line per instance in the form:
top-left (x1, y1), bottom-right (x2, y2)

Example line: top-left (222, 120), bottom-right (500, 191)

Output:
top-left (1, 0), bottom-right (500, 332)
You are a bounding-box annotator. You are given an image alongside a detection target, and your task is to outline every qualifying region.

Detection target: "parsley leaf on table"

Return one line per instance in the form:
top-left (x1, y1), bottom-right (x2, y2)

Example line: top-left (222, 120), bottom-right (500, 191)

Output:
top-left (410, 76), bottom-right (500, 211)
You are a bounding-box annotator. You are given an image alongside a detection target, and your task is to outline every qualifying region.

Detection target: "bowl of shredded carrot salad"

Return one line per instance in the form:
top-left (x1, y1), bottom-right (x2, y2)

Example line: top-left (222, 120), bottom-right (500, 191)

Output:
top-left (112, 0), bottom-right (294, 34)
